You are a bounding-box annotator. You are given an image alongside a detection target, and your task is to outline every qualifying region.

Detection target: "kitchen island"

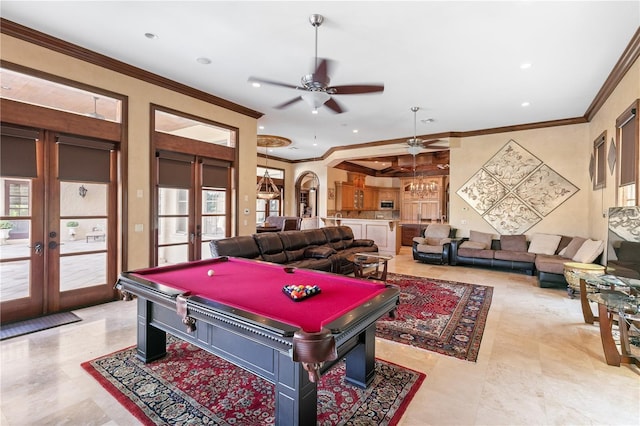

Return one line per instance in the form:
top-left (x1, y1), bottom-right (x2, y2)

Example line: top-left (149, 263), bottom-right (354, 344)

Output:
top-left (321, 217), bottom-right (401, 256)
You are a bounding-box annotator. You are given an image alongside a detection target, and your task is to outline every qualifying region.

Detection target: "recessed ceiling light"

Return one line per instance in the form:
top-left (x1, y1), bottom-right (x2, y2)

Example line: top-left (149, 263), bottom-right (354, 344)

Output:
top-left (144, 33), bottom-right (159, 40)
top-left (196, 57), bottom-right (212, 65)
top-left (521, 101), bottom-right (530, 107)
top-left (312, 109), bottom-right (319, 115)
top-left (252, 82), bottom-right (261, 88)
top-left (520, 63), bottom-right (532, 69)
top-left (421, 118), bottom-right (435, 124)
top-left (258, 125), bottom-right (265, 130)
top-left (352, 129), bottom-right (358, 133)
top-left (313, 143), bottom-right (318, 146)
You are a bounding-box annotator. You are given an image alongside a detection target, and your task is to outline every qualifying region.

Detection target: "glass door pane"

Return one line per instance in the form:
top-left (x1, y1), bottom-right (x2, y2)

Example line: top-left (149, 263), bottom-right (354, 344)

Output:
top-left (58, 181), bottom-right (109, 292)
top-left (0, 178), bottom-right (33, 302)
top-left (158, 187), bottom-right (190, 265)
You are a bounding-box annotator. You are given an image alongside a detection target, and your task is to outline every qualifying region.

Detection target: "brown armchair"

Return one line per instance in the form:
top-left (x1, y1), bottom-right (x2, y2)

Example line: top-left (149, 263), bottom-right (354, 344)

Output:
top-left (412, 224), bottom-right (453, 265)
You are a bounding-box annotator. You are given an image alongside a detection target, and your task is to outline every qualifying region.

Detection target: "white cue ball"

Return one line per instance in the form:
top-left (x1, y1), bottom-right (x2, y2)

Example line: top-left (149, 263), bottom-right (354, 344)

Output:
top-left (207, 269), bottom-right (214, 276)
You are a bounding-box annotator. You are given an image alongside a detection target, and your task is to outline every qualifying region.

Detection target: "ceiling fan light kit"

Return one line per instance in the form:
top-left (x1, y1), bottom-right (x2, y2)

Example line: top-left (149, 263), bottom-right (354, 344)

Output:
top-left (248, 14), bottom-right (384, 114)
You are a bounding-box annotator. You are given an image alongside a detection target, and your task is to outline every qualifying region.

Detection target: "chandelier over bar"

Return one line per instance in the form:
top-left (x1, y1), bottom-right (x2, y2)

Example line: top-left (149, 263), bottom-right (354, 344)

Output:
top-left (407, 107), bottom-right (438, 198)
top-left (256, 135), bottom-right (291, 200)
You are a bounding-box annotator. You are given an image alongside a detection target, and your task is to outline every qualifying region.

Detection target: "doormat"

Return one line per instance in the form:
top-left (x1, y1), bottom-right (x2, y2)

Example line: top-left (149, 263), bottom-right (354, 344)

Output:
top-left (0, 311), bottom-right (82, 340)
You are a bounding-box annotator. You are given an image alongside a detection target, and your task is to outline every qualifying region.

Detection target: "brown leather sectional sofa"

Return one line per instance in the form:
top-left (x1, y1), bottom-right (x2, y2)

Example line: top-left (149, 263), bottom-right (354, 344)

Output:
top-left (209, 226), bottom-right (378, 274)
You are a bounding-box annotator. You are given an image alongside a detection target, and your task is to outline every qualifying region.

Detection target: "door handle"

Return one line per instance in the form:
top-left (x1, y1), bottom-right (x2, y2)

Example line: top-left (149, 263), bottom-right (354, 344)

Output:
top-left (34, 242), bottom-right (44, 256)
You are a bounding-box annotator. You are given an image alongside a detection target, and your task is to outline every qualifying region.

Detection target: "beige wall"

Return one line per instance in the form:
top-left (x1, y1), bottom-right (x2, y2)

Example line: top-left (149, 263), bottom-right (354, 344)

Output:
top-left (1, 34), bottom-right (259, 269)
top-left (585, 57), bottom-right (640, 241)
top-left (449, 124), bottom-right (590, 238)
top-left (2, 32), bottom-right (637, 268)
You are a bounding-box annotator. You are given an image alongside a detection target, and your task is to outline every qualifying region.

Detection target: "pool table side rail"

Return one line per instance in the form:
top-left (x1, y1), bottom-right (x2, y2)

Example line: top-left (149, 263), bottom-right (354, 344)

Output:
top-left (116, 272), bottom-right (301, 338)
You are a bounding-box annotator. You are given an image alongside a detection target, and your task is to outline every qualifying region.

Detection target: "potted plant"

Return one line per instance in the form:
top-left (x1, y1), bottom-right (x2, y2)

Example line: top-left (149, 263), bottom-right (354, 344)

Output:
top-left (0, 220), bottom-right (13, 243)
top-left (66, 221), bottom-right (79, 240)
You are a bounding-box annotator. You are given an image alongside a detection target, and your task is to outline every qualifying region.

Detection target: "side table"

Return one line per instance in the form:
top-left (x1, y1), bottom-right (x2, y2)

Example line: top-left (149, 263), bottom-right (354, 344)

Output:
top-left (347, 253), bottom-right (393, 281)
top-left (563, 262), bottom-right (605, 299)
top-left (587, 290), bottom-right (639, 367)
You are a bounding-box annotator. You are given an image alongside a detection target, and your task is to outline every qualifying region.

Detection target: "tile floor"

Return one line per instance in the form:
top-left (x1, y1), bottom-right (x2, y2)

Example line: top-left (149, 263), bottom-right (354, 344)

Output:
top-left (1, 247), bottom-right (639, 425)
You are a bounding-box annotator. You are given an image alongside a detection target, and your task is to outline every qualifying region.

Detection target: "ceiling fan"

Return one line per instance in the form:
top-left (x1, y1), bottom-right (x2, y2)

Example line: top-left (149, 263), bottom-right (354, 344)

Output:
top-left (248, 14), bottom-right (384, 114)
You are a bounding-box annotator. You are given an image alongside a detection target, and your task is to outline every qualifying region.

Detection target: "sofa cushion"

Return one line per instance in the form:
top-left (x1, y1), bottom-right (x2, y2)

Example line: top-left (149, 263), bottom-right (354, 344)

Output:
top-left (304, 246), bottom-right (336, 259)
top-left (458, 247), bottom-right (494, 259)
top-left (559, 237), bottom-right (586, 259)
top-left (557, 235), bottom-right (573, 255)
top-left (279, 230), bottom-right (310, 262)
top-left (460, 241), bottom-right (487, 250)
top-left (469, 230), bottom-right (493, 249)
top-left (500, 235), bottom-right (527, 252)
top-left (416, 243), bottom-right (445, 254)
top-left (424, 224), bottom-right (451, 239)
top-left (301, 229), bottom-right (328, 246)
top-left (528, 233), bottom-right (562, 255)
top-left (254, 233), bottom-right (287, 264)
top-left (322, 227), bottom-right (345, 250)
top-left (572, 239), bottom-right (604, 263)
top-left (352, 238), bottom-right (376, 247)
top-left (535, 254), bottom-right (567, 274)
top-left (494, 250), bottom-right (536, 263)
top-left (209, 236), bottom-right (261, 259)
top-left (337, 226), bottom-right (355, 248)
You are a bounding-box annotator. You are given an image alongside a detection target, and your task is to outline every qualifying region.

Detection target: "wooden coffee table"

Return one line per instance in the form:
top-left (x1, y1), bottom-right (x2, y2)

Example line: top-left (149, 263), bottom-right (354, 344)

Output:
top-left (348, 253), bottom-right (393, 281)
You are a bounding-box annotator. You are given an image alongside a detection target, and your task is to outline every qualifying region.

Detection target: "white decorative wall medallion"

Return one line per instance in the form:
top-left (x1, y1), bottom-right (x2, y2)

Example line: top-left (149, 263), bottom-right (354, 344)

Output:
top-left (457, 140), bottom-right (579, 234)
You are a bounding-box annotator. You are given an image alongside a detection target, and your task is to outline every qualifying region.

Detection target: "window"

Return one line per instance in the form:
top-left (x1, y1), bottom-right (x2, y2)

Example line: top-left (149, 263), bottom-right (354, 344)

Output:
top-left (5, 180), bottom-right (29, 216)
top-left (616, 100), bottom-right (639, 206)
top-left (0, 67), bottom-right (122, 123)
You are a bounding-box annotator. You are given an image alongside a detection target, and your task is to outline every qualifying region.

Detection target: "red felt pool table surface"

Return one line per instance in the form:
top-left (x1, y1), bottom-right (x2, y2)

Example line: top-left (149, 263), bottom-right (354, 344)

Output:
top-left (131, 257), bottom-right (388, 333)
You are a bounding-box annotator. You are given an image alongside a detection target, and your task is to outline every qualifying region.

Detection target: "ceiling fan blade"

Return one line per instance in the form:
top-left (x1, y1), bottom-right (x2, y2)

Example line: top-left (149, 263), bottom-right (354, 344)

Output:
top-left (324, 97), bottom-right (345, 114)
top-left (248, 76), bottom-right (299, 90)
top-left (313, 58), bottom-right (332, 82)
top-left (274, 96), bottom-right (303, 109)
top-left (329, 84), bottom-right (385, 95)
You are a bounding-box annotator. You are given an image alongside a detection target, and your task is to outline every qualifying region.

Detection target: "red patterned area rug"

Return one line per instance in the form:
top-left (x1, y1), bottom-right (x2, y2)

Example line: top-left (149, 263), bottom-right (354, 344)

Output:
top-left (377, 273), bottom-right (493, 362)
top-left (82, 338), bottom-right (425, 425)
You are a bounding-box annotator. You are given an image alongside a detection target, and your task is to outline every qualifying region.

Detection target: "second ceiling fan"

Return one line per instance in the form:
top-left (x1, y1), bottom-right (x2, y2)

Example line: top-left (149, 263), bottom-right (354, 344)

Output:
top-left (249, 14), bottom-right (384, 114)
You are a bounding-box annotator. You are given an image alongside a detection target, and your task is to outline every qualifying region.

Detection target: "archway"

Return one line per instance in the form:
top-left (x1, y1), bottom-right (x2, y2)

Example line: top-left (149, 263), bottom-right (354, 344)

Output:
top-left (295, 171), bottom-right (319, 218)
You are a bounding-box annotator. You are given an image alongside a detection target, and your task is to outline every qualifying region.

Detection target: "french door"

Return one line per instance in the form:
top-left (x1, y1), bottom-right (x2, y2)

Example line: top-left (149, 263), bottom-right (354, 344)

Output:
top-left (155, 151), bottom-right (230, 265)
top-left (0, 126), bottom-right (118, 323)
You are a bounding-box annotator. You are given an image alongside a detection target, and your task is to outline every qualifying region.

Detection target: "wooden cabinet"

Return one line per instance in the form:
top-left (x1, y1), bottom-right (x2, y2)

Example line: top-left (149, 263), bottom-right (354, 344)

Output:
top-left (401, 223), bottom-right (424, 246)
top-left (363, 187), bottom-right (378, 210)
top-left (336, 182), bottom-right (355, 210)
top-left (378, 188), bottom-right (399, 205)
top-left (401, 177), bottom-right (444, 221)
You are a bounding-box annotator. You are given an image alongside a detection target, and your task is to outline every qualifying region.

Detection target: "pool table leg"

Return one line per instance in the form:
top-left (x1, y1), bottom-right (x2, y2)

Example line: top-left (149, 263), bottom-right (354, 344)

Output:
top-left (344, 324), bottom-right (376, 388)
top-left (275, 352), bottom-right (317, 426)
top-left (136, 298), bottom-right (167, 363)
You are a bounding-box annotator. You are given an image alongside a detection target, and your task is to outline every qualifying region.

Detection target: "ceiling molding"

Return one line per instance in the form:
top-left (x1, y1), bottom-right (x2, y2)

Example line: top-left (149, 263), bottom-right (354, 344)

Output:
top-left (585, 27), bottom-right (640, 121)
top-left (0, 18), bottom-right (264, 120)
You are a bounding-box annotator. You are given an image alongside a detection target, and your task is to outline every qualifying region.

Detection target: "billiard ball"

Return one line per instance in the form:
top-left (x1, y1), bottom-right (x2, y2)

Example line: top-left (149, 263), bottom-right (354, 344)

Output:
top-left (207, 269), bottom-right (215, 276)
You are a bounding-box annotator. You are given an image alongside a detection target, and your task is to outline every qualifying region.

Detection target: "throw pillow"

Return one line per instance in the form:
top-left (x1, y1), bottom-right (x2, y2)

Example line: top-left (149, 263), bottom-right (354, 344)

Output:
top-left (559, 237), bottom-right (586, 259)
top-left (469, 230), bottom-right (493, 249)
top-left (460, 241), bottom-right (487, 250)
top-left (500, 235), bottom-right (527, 252)
top-left (527, 233), bottom-right (562, 255)
top-left (572, 239), bottom-right (605, 263)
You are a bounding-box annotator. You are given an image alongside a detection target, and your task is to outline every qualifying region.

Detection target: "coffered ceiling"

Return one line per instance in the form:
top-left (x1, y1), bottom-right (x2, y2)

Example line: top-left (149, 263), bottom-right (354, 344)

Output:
top-left (1, 1), bottom-right (638, 170)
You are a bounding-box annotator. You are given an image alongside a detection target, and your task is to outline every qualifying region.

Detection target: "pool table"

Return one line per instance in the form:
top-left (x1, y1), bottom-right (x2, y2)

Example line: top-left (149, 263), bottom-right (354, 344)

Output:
top-left (115, 256), bottom-right (400, 426)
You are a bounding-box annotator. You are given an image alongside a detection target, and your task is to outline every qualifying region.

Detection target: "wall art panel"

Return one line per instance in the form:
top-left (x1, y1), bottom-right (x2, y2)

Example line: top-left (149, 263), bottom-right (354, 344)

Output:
top-left (456, 139), bottom-right (579, 234)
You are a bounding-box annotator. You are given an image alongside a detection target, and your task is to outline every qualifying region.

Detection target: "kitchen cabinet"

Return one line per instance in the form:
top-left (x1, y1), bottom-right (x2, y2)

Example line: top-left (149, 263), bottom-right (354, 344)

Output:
top-left (363, 187), bottom-right (378, 210)
top-left (336, 182), bottom-right (355, 210)
top-left (378, 188), bottom-right (399, 206)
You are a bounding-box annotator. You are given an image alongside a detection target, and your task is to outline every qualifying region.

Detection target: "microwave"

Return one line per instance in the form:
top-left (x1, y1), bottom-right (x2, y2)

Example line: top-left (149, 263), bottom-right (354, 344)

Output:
top-left (380, 200), bottom-right (395, 209)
